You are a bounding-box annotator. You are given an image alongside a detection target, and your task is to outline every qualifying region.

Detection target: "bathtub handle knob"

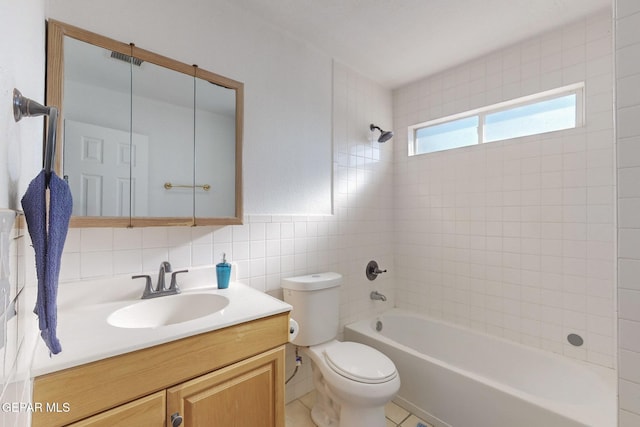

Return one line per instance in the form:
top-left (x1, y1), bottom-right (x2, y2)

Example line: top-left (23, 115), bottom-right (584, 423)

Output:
top-left (366, 260), bottom-right (387, 280)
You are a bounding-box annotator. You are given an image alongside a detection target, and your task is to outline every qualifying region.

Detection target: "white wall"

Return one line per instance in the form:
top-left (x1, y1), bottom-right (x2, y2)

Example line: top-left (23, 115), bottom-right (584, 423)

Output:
top-left (0, 1), bottom-right (46, 426)
top-left (47, 0), bottom-right (333, 215)
top-left (393, 9), bottom-right (616, 369)
top-left (615, 0), bottom-right (640, 424)
top-left (0, 1), bottom-right (45, 209)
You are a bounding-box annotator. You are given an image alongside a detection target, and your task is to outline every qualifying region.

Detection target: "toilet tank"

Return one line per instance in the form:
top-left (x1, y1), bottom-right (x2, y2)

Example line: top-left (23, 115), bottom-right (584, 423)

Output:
top-left (282, 272), bottom-right (342, 346)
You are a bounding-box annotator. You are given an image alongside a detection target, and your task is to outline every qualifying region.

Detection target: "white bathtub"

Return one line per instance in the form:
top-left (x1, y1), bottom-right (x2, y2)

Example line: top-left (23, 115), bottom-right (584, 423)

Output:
top-left (344, 309), bottom-right (616, 427)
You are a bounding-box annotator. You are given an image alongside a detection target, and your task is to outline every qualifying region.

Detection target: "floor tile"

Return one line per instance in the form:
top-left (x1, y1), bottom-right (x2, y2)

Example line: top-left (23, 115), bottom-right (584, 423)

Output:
top-left (385, 401), bottom-right (411, 424)
top-left (285, 392), bottom-right (423, 427)
top-left (399, 414), bottom-right (432, 427)
top-left (299, 390), bottom-right (316, 410)
top-left (285, 400), bottom-right (317, 427)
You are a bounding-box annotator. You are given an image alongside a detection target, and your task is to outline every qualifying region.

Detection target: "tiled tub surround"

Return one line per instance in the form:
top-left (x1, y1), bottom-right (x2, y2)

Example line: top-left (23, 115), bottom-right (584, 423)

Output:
top-left (393, 9), bottom-right (615, 369)
top-left (615, 0), bottom-right (640, 425)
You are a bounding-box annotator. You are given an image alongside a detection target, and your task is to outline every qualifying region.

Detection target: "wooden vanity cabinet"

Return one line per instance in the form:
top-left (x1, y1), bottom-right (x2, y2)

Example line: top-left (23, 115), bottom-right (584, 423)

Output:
top-left (32, 313), bottom-right (288, 427)
top-left (167, 347), bottom-right (284, 427)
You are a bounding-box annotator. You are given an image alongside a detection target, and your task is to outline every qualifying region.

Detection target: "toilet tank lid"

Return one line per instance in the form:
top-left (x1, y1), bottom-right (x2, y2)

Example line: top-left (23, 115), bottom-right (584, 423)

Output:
top-left (281, 272), bottom-right (342, 291)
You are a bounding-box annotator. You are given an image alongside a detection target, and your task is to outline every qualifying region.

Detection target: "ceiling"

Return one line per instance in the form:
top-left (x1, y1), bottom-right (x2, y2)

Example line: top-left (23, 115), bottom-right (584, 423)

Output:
top-left (232, 0), bottom-right (611, 89)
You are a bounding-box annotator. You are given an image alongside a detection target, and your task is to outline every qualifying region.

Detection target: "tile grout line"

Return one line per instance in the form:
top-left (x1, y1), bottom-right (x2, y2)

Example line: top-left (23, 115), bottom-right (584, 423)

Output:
top-left (396, 412), bottom-right (412, 426)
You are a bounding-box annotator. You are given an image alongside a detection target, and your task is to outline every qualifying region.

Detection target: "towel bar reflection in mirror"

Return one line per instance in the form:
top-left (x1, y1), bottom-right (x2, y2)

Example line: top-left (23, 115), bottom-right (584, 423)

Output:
top-left (164, 182), bottom-right (211, 191)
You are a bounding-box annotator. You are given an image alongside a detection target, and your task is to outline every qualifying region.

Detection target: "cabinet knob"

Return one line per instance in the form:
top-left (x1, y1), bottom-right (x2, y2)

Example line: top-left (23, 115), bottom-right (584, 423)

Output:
top-left (171, 412), bottom-right (183, 427)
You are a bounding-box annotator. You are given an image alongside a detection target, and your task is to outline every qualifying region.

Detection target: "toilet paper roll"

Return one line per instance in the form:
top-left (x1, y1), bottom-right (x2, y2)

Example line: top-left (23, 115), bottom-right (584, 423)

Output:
top-left (288, 318), bottom-right (299, 342)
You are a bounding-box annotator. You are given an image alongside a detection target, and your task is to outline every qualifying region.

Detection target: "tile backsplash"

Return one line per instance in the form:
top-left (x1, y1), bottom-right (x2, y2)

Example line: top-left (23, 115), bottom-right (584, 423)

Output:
top-left (393, 9), bottom-right (615, 368)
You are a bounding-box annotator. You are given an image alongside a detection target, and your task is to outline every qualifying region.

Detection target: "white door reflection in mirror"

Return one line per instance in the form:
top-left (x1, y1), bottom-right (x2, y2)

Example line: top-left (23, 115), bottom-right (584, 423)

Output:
top-left (64, 120), bottom-right (149, 217)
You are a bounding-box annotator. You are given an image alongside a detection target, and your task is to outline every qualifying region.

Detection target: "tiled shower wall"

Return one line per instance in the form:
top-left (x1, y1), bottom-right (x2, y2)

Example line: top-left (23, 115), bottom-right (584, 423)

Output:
top-left (615, 0), bottom-right (640, 424)
top-left (1, 0), bottom-right (45, 424)
top-left (0, 211), bottom-right (28, 427)
top-left (393, 9), bottom-right (615, 368)
top-left (52, 61), bottom-right (394, 402)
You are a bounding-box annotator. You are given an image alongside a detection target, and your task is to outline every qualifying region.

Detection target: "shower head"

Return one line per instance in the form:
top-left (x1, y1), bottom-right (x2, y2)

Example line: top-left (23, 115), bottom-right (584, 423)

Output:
top-left (370, 123), bottom-right (393, 143)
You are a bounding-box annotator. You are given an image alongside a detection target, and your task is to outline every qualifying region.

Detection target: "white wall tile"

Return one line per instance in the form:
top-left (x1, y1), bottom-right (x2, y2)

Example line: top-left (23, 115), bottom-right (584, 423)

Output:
top-left (80, 251), bottom-right (114, 278)
top-left (617, 2), bottom-right (640, 423)
top-left (113, 250), bottom-right (143, 275)
top-left (620, 319), bottom-right (640, 353)
top-left (393, 9), bottom-right (615, 368)
top-left (616, 43), bottom-right (640, 79)
top-left (80, 228), bottom-right (113, 252)
top-left (620, 289), bottom-right (640, 321)
top-left (620, 409), bottom-right (640, 426)
top-left (620, 379), bottom-right (640, 414)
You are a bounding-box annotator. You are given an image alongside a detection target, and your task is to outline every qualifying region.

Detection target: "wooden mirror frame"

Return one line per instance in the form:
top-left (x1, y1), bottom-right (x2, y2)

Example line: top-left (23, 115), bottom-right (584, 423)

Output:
top-left (46, 19), bottom-right (243, 227)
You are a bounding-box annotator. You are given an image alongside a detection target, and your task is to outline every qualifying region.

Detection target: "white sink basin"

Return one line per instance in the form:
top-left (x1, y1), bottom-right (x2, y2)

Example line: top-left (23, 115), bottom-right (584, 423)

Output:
top-left (107, 293), bottom-right (229, 328)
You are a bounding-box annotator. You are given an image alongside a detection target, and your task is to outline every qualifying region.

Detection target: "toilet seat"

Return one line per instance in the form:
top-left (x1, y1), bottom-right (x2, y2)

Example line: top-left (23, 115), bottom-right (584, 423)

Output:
top-left (323, 341), bottom-right (397, 384)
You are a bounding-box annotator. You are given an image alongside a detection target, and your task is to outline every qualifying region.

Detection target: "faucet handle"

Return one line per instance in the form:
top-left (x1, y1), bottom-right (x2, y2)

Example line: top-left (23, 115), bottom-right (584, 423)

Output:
top-left (132, 275), bottom-right (154, 299)
top-left (366, 260), bottom-right (387, 281)
top-left (169, 269), bottom-right (188, 291)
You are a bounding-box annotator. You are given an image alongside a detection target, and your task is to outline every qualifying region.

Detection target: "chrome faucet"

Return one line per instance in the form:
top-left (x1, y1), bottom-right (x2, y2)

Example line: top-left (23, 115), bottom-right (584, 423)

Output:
top-left (370, 291), bottom-right (387, 302)
top-left (132, 261), bottom-right (188, 299)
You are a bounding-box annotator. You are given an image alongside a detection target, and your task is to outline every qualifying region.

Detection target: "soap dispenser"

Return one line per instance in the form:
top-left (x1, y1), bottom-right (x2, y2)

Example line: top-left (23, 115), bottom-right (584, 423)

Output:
top-left (216, 253), bottom-right (231, 289)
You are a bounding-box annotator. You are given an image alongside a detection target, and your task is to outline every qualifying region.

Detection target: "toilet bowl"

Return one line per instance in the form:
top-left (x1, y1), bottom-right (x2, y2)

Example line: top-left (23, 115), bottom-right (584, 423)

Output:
top-left (282, 272), bottom-right (400, 427)
top-left (302, 340), bottom-right (400, 427)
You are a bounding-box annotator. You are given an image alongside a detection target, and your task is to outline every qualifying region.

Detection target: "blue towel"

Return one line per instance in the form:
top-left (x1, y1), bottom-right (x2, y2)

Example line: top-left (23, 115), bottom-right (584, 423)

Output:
top-left (21, 170), bottom-right (73, 355)
top-left (22, 172), bottom-right (46, 328)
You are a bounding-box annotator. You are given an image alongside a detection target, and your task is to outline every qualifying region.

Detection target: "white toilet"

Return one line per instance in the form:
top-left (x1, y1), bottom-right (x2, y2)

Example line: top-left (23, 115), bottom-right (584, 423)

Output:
top-left (282, 272), bottom-right (400, 427)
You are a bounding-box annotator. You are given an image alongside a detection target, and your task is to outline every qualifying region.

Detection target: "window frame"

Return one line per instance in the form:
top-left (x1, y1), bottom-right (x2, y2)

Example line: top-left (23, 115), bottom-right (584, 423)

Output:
top-left (408, 82), bottom-right (585, 156)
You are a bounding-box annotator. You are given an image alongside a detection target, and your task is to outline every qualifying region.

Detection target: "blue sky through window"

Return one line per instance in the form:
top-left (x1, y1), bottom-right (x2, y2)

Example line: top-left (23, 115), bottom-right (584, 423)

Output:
top-left (411, 88), bottom-right (580, 156)
top-left (484, 94), bottom-right (576, 142)
top-left (415, 116), bottom-right (478, 154)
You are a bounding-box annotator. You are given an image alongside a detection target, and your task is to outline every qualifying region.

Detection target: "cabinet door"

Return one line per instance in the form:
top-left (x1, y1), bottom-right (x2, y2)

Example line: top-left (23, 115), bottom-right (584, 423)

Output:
top-left (167, 346), bottom-right (285, 427)
top-left (67, 391), bottom-right (165, 427)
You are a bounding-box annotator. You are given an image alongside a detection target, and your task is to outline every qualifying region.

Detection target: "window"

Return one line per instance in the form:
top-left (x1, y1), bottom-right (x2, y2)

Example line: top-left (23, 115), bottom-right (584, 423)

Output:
top-left (409, 83), bottom-right (584, 156)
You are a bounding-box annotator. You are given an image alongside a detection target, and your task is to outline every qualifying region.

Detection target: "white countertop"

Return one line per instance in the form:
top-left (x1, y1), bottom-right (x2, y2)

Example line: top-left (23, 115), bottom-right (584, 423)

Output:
top-left (31, 267), bottom-right (291, 377)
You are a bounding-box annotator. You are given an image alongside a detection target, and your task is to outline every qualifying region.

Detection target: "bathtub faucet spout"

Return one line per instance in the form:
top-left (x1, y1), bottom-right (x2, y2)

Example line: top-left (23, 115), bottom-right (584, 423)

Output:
top-left (370, 291), bottom-right (387, 302)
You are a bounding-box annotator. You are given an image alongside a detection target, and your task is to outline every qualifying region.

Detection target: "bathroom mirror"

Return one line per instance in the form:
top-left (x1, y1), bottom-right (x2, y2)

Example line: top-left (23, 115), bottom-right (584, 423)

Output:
top-left (46, 20), bottom-right (243, 227)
